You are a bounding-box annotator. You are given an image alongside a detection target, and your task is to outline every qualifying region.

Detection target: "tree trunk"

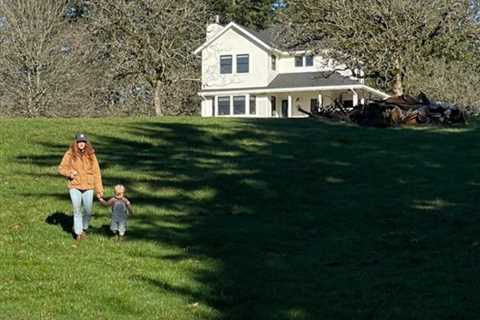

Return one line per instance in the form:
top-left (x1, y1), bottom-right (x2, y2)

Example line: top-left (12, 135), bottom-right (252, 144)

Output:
top-left (392, 59), bottom-right (403, 96)
top-left (154, 80), bottom-right (163, 116)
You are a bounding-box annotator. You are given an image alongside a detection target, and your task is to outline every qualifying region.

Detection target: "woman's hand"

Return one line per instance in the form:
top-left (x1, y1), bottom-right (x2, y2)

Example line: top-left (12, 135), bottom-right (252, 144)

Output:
top-left (96, 192), bottom-right (104, 199)
top-left (68, 170), bottom-right (78, 179)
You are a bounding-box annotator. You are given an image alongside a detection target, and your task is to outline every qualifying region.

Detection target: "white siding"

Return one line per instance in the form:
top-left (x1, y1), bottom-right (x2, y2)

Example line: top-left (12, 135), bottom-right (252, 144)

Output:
top-left (201, 98), bottom-right (214, 117)
top-left (255, 96), bottom-right (271, 117)
top-left (201, 28), bottom-right (270, 90)
top-left (278, 55), bottom-right (332, 74)
top-left (277, 54), bottom-right (355, 79)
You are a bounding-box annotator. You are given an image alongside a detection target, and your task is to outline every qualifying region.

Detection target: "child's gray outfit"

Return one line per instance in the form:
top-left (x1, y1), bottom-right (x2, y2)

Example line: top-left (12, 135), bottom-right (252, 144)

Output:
top-left (103, 197), bottom-right (132, 236)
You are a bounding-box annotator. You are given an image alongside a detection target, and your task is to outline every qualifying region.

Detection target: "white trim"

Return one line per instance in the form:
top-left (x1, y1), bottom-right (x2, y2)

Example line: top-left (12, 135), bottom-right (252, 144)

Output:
top-left (350, 88), bottom-right (359, 106)
top-left (199, 84), bottom-right (389, 98)
top-left (194, 22), bottom-right (273, 55)
top-left (288, 95), bottom-right (292, 118)
top-left (361, 86), bottom-right (390, 99)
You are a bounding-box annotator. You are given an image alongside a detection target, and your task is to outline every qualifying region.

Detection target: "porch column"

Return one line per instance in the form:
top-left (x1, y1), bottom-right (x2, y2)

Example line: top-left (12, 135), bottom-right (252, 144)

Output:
top-left (318, 93), bottom-right (323, 110)
top-left (246, 94), bottom-right (250, 116)
top-left (214, 96), bottom-right (218, 116)
top-left (288, 95), bottom-right (292, 118)
top-left (351, 89), bottom-right (359, 107)
top-left (230, 96), bottom-right (233, 115)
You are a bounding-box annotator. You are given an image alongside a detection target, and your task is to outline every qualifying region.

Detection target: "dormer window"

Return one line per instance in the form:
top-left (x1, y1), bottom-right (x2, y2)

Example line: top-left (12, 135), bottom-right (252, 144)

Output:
top-left (295, 55), bottom-right (303, 67)
top-left (220, 55), bottom-right (232, 74)
top-left (306, 54), bottom-right (314, 66)
top-left (236, 54), bottom-right (249, 73)
top-left (295, 54), bottom-right (314, 68)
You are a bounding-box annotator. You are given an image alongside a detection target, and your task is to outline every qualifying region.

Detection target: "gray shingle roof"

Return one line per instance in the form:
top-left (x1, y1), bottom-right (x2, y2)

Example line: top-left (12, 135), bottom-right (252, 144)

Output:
top-left (245, 25), bottom-right (284, 48)
top-left (200, 71), bottom-right (360, 93)
top-left (268, 71), bottom-right (359, 89)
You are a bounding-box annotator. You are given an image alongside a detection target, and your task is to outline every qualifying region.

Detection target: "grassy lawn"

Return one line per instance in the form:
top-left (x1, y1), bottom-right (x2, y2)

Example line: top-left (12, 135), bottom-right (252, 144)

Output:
top-left (1, 117), bottom-right (480, 319)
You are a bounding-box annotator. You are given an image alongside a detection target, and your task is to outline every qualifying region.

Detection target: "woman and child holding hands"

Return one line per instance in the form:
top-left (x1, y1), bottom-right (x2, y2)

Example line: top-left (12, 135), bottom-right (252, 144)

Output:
top-left (58, 133), bottom-right (133, 241)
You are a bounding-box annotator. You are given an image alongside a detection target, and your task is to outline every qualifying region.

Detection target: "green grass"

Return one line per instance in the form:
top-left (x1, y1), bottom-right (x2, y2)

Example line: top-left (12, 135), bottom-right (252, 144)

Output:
top-left (1, 117), bottom-right (480, 319)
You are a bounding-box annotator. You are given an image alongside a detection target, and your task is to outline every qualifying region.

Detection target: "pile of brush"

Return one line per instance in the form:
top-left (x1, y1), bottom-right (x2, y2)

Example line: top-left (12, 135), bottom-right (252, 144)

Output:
top-left (301, 93), bottom-right (466, 127)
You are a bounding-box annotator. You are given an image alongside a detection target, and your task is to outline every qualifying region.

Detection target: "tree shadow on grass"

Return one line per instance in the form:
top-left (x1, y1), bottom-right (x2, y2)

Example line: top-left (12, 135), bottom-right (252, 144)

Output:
top-left (45, 211), bottom-right (74, 239)
top-left (16, 118), bottom-right (480, 319)
top-left (44, 208), bottom-right (115, 239)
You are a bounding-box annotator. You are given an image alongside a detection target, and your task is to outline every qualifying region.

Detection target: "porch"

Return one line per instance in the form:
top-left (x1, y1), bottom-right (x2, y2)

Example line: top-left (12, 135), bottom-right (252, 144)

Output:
top-left (200, 86), bottom-right (382, 118)
top-left (269, 89), bottom-right (366, 118)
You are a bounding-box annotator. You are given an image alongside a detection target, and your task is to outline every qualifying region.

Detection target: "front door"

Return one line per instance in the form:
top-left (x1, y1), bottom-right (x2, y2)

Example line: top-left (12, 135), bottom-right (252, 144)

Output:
top-left (281, 100), bottom-right (288, 117)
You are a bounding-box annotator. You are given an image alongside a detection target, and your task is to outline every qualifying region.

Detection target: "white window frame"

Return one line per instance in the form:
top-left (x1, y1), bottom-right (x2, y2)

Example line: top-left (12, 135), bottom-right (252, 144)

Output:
top-left (295, 55), bottom-right (303, 67)
top-left (236, 54), bottom-right (250, 74)
top-left (220, 55), bottom-right (233, 74)
top-left (217, 96), bottom-right (231, 115)
top-left (233, 96), bottom-right (246, 115)
top-left (271, 55), bottom-right (276, 71)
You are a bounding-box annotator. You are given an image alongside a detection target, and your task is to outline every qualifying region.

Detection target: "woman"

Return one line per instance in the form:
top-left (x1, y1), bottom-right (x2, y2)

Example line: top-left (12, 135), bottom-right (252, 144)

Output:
top-left (58, 133), bottom-right (104, 241)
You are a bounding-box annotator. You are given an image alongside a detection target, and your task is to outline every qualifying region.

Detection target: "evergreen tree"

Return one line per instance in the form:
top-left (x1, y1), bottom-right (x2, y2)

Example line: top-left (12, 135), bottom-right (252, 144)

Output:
top-left (207, 0), bottom-right (277, 29)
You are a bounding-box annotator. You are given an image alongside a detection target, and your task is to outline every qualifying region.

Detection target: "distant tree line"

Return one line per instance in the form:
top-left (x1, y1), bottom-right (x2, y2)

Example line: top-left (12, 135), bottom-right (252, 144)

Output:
top-left (0, 0), bottom-right (478, 117)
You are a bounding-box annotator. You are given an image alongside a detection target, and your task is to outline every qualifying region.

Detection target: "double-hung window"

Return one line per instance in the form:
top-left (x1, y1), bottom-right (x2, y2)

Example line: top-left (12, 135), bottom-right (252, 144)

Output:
top-left (295, 55), bottom-right (303, 67)
top-left (295, 54), bottom-right (315, 67)
top-left (236, 54), bottom-right (249, 73)
top-left (306, 54), bottom-right (314, 66)
top-left (233, 96), bottom-right (246, 115)
top-left (218, 96), bottom-right (230, 115)
top-left (220, 55), bottom-right (232, 74)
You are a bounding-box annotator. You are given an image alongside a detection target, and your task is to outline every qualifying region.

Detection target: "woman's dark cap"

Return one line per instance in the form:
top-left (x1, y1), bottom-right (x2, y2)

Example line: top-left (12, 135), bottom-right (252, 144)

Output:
top-left (75, 133), bottom-right (88, 142)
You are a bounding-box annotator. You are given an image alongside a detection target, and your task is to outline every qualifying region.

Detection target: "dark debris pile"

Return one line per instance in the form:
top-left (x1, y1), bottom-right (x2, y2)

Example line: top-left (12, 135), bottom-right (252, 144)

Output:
top-left (301, 93), bottom-right (467, 127)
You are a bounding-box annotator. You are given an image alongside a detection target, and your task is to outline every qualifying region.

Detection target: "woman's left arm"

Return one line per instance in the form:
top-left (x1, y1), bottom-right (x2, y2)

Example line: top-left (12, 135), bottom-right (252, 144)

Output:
top-left (92, 153), bottom-right (104, 197)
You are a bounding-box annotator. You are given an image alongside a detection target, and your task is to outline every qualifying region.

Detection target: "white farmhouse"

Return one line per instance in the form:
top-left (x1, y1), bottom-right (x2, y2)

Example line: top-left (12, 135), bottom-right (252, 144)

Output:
top-left (194, 21), bottom-right (389, 118)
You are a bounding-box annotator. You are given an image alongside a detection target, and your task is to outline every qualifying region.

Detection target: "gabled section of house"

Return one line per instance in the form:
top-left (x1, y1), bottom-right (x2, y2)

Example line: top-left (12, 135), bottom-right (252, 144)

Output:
top-left (194, 21), bottom-right (389, 118)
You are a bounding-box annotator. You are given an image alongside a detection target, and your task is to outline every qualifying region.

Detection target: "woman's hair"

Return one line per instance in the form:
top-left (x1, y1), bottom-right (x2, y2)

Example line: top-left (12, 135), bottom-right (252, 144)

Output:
top-left (69, 141), bottom-right (95, 160)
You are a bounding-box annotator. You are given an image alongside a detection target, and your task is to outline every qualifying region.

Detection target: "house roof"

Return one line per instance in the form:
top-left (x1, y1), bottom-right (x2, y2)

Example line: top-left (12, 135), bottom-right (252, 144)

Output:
top-left (199, 71), bottom-right (360, 93)
top-left (194, 22), bottom-right (275, 55)
top-left (244, 25), bottom-right (285, 49)
top-left (194, 21), bottom-right (319, 54)
top-left (268, 71), bottom-right (359, 89)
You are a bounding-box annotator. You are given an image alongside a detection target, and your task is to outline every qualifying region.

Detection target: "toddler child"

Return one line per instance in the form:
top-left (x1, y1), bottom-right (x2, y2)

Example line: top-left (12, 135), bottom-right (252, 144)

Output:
top-left (99, 184), bottom-right (133, 239)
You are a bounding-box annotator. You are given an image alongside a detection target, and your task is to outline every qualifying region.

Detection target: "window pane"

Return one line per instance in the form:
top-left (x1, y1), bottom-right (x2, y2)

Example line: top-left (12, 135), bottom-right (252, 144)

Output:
top-left (295, 55), bottom-right (303, 67)
top-left (250, 95), bottom-right (256, 115)
top-left (220, 55), bottom-right (232, 74)
top-left (271, 55), bottom-right (276, 70)
top-left (218, 96), bottom-right (230, 115)
top-left (306, 55), bottom-right (314, 66)
top-left (237, 54), bottom-right (249, 73)
top-left (233, 96), bottom-right (246, 115)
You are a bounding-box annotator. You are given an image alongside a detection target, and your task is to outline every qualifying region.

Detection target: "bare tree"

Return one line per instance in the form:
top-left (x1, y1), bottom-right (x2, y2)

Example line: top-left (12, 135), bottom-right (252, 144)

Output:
top-left (87, 0), bottom-right (207, 116)
top-left (281, 0), bottom-right (480, 97)
top-left (0, 0), bottom-right (97, 116)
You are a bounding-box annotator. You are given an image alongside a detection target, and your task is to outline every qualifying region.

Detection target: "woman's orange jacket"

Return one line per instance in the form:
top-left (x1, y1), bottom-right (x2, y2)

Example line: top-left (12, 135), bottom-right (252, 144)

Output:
top-left (58, 150), bottom-right (104, 194)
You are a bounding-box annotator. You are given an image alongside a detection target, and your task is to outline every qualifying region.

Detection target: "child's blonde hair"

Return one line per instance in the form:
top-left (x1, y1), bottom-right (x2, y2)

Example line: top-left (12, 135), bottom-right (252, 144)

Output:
top-left (114, 184), bottom-right (125, 196)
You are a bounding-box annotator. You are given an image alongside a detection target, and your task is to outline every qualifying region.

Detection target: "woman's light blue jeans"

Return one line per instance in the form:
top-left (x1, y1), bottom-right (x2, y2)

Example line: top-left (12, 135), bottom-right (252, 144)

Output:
top-left (69, 189), bottom-right (94, 235)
